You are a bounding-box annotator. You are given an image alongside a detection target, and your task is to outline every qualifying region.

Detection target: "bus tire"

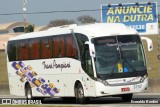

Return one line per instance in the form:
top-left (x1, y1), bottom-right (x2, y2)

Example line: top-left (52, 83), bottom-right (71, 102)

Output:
top-left (26, 84), bottom-right (33, 100)
top-left (75, 83), bottom-right (88, 104)
top-left (121, 94), bottom-right (133, 102)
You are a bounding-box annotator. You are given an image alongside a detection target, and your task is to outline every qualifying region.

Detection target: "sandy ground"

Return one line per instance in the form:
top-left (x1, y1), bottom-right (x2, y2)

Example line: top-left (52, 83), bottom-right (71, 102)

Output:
top-left (0, 83), bottom-right (9, 95)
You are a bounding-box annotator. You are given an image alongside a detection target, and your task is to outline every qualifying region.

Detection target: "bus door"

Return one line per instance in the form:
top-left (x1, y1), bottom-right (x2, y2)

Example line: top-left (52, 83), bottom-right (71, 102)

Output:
top-left (82, 44), bottom-right (95, 96)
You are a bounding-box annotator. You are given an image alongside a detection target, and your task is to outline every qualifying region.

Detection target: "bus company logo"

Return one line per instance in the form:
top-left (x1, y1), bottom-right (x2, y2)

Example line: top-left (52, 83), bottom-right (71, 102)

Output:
top-left (42, 60), bottom-right (71, 71)
top-left (11, 61), bottom-right (60, 97)
top-left (127, 77), bottom-right (140, 83)
top-left (106, 42), bottom-right (137, 47)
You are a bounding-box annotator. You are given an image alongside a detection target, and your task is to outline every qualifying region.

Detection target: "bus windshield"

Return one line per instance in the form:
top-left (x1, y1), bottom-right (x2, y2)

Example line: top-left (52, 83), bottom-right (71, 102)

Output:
top-left (92, 35), bottom-right (146, 79)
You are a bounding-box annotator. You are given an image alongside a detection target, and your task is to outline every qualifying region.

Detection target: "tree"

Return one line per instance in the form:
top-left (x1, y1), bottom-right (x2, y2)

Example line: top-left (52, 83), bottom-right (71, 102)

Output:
top-left (77, 15), bottom-right (97, 24)
top-left (25, 24), bottom-right (34, 33)
top-left (48, 19), bottom-right (76, 27)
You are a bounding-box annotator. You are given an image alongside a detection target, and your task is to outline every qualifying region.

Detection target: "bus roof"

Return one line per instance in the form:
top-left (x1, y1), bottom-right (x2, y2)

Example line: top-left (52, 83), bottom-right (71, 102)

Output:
top-left (9, 23), bottom-right (138, 41)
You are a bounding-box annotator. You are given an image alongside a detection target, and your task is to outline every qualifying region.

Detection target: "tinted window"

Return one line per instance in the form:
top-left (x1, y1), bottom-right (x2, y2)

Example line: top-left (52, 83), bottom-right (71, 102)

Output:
top-left (53, 36), bottom-right (65, 58)
top-left (8, 34), bottom-right (79, 61)
top-left (72, 37), bottom-right (78, 58)
top-left (18, 40), bottom-right (29, 60)
top-left (117, 35), bottom-right (141, 43)
top-left (29, 39), bottom-right (40, 59)
top-left (75, 33), bottom-right (88, 59)
top-left (66, 34), bottom-right (78, 59)
top-left (66, 35), bottom-right (72, 57)
top-left (7, 41), bottom-right (17, 61)
top-left (41, 37), bottom-right (52, 59)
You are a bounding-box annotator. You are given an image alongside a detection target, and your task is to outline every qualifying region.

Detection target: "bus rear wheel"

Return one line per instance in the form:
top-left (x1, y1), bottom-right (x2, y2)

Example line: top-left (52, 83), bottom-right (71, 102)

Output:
top-left (62, 97), bottom-right (76, 103)
top-left (26, 84), bottom-right (33, 100)
top-left (25, 84), bottom-right (45, 102)
top-left (75, 83), bottom-right (89, 104)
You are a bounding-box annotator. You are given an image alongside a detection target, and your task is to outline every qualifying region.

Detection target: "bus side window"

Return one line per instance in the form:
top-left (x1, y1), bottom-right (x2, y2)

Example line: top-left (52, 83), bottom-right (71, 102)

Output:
top-left (53, 36), bottom-right (59, 58)
top-left (29, 39), bottom-right (40, 59)
top-left (66, 35), bottom-right (72, 57)
top-left (75, 33), bottom-right (89, 60)
top-left (53, 36), bottom-right (65, 58)
top-left (8, 41), bottom-right (17, 61)
top-left (41, 37), bottom-right (52, 59)
top-left (18, 40), bottom-right (29, 60)
top-left (72, 38), bottom-right (78, 59)
top-left (59, 36), bottom-right (65, 57)
top-left (66, 35), bottom-right (78, 59)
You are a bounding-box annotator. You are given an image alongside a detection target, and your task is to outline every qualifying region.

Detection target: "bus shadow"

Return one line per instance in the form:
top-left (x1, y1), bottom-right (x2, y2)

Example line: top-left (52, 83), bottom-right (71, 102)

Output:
top-left (42, 97), bottom-right (126, 104)
top-left (42, 97), bottom-right (160, 104)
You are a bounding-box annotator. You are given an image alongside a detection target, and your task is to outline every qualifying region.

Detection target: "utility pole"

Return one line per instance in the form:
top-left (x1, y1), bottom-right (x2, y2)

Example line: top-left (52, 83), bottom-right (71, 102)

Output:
top-left (22, 0), bottom-right (27, 29)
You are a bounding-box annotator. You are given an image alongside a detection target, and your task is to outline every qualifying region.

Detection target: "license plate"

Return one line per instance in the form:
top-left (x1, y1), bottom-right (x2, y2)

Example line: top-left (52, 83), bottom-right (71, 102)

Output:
top-left (121, 87), bottom-right (130, 92)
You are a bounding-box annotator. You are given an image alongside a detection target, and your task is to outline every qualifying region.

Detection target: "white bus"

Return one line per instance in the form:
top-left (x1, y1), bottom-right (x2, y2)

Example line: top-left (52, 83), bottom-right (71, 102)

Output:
top-left (6, 23), bottom-right (153, 104)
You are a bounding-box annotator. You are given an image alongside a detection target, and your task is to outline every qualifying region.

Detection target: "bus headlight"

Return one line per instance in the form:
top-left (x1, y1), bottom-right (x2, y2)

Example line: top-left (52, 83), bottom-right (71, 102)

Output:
top-left (97, 78), bottom-right (110, 86)
top-left (140, 74), bottom-right (148, 83)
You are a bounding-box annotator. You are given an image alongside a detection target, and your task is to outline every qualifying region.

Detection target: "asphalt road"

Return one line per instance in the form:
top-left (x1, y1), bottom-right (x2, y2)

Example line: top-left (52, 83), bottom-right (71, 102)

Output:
top-left (0, 93), bottom-right (160, 106)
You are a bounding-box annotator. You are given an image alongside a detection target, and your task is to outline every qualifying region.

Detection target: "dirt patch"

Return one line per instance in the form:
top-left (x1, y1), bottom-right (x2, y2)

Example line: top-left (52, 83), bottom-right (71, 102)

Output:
top-left (147, 79), bottom-right (160, 93)
top-left (0, 83), bottom-right (10, 95)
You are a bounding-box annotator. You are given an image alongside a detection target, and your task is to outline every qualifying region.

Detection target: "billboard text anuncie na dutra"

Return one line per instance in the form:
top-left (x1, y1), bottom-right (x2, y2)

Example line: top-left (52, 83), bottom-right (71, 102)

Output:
top-left (101, 2), bottom-right (159, 35)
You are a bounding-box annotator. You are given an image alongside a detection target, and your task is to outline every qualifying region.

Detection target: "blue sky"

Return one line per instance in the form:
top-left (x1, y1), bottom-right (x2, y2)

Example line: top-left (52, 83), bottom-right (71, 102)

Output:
top-left (0, 0), bottom-right (159, 26)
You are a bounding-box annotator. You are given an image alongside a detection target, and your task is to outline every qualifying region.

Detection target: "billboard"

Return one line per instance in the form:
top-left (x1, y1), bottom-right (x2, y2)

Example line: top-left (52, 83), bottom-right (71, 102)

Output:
top-left (101, 2), bottom-right (159, 35)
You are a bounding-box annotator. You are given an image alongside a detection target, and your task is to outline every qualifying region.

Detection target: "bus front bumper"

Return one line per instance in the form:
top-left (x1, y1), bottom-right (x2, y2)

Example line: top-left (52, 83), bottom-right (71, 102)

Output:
top-left (95, 78), bottom-right (148, 97)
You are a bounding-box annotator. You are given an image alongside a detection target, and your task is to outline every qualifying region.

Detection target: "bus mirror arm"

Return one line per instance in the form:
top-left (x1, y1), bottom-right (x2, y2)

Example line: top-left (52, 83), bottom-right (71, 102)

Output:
top-left (141, 37), bottom-right (153, 52)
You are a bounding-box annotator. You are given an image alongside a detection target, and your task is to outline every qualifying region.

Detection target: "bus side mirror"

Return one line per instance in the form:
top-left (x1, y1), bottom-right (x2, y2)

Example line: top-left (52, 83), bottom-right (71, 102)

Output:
top-left (141, 37), bottom-right (153, 52)
top-left (85, 41), bottom-right (95, 57)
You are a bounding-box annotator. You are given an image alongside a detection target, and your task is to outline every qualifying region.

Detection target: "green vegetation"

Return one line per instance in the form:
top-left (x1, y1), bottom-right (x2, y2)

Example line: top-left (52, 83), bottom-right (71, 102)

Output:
top-left (25, 24), bottom-right (35, 33)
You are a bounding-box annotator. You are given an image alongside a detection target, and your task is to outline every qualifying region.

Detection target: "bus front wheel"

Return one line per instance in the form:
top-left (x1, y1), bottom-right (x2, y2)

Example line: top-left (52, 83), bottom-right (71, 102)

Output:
top-left (121, 94), bottom-right (133, 102)
top-left (75, 83), bottom-right (88, 104)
